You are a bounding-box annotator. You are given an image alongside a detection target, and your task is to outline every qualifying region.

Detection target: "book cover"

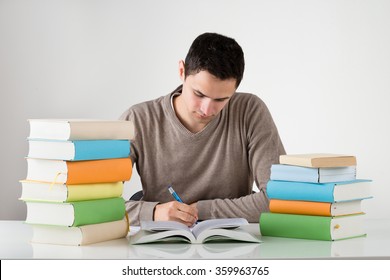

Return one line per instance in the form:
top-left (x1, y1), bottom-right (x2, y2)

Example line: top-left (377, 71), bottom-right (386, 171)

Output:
top-left (20, 180), bottom-right (124, 202)
top-left (28, 139), bottom-right (130, 161)
top-left (266, 179), bottom-right (372, 202)
top-left (26, 157), bottom-right (132, 184)
top-left (270, 164), bottom-right (356, 183)
top-left (130, 218), bottom-right (261, 244)
top-left (279, 153), bottom-right (357, 168)
top-left (31, 218), bottom-right (129, 246)
top-left (259, 213), bottom-right (366, 241)
top-left (269, 199), bottom-right (365, 216)
top-left (28, 119), bottom-right (135, 140)
top-left (25, 197), bottom-right (126, 226)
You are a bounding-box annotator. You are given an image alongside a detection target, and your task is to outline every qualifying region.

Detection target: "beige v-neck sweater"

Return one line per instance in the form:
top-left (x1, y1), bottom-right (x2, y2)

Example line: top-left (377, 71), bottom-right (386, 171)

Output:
top-left (120, 86), bottom-right (285, 225)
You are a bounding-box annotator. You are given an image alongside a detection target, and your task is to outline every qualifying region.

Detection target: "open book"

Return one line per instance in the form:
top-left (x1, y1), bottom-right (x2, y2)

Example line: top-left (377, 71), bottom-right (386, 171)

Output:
top-left (130, 218), bottom-right (261, 244)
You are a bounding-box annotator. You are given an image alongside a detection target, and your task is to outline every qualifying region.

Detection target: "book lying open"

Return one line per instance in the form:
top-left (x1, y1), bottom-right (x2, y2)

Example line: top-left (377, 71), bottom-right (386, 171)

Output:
top-left (130, 218), bottom-right (261, 244)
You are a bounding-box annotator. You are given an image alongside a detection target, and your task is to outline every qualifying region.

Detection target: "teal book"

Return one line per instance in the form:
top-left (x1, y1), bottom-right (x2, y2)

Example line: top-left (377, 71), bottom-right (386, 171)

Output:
top-left (270, 164), bottom-right (356, 183)
top-left (25, 197), bottom-right (126, 226)
top-left (28, 139), bottom-right (130, 161)
top-left (259, 213), bottom-right (366, 241)
top-left (266, 179), bottom-right (372, 202)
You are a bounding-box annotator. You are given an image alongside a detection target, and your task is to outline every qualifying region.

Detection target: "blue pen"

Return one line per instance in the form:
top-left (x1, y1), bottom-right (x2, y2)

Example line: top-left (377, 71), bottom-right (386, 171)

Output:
top-left (168, 185), bottom-right (183, 203)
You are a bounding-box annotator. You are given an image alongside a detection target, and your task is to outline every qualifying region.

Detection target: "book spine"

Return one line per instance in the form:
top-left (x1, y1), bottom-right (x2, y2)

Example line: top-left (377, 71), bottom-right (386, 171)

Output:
top-left (266, 180), bottom-right (336, 202)
top-left (72, 197), bottom-right (126, 226)
top-left (80, 218), bottom-right (129, 245)
top-left (259, 213), bottom-right (332, 240)
top-left (73, 140), bottom-right (130, 161)
top-left (67, 181), bottom-right (123, 201)
top-left (270, 164), bottom-right (319, 183)
top-left (67, 158), bottom-right (132, 184)
top-left (269, 199), bottom-right (332, 216)
top-left (69, 121), bottom-right (134, 140)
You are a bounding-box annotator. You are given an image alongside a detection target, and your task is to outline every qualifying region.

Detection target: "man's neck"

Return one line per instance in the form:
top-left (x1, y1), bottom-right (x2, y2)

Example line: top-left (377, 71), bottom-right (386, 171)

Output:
top-left (173, 94), bottom-right (206, 134)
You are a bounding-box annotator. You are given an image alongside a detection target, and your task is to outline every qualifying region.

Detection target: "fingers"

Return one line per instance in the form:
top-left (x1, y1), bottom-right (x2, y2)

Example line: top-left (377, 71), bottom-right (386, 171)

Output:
top-left (154, 201), bottom-right (198, 226)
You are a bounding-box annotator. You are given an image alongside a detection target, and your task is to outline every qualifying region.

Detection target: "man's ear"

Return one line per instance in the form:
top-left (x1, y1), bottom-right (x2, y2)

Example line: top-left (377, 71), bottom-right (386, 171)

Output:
top-left (178, 60), bottom-right (185, 82)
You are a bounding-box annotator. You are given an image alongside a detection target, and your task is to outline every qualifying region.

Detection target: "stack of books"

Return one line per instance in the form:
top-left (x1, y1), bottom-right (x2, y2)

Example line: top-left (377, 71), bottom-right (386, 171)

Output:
top-left (260, 153), bottom-right (372, 241)
top-left (20, 119), bottom-right (135, 246)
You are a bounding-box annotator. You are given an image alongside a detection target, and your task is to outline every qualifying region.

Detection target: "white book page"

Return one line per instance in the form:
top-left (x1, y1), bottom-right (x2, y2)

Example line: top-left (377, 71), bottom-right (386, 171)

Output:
top-left (140, 221), bottom-right (190, 232)
top-left (191, 218), bottom-right (248, 239)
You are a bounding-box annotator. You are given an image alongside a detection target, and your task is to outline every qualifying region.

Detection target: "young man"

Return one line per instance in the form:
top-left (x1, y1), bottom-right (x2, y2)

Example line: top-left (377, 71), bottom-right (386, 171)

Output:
top-left (120, 32), bottom-right (285, 226)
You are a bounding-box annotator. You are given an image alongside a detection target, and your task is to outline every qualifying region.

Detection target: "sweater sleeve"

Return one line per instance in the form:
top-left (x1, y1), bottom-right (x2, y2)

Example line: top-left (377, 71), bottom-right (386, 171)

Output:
top-left (196, 97), bottom-right (285, 223)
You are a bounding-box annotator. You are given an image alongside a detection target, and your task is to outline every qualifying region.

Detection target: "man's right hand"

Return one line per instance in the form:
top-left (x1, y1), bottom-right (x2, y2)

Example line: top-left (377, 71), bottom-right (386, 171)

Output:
top-left (154, 201), bottom-right (198, 227)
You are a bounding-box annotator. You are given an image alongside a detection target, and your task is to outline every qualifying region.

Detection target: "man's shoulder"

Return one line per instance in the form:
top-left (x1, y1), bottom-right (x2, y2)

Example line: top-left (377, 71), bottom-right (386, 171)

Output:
top-left (230, 92), bottom-right (266, 108)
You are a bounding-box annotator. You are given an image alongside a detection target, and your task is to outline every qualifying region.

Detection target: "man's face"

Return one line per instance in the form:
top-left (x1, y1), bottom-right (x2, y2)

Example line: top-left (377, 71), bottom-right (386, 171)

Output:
top-left (175, 61), bottom-right (237, 133)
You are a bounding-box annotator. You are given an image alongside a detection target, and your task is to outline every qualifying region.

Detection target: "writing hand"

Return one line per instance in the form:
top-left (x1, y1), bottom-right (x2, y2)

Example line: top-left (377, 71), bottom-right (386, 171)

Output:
top-left (154, 201), bottom-right (198, 227)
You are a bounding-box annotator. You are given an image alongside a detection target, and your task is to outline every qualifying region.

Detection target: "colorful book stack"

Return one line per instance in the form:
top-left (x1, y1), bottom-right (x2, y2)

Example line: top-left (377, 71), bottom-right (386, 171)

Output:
top-left (260, 153), bottom-right (372, 241)
top-left (20, 119), bottom-right (135, 246)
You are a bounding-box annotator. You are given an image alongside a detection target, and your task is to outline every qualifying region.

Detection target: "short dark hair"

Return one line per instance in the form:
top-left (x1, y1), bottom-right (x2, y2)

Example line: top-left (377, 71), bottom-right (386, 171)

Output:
top-left (184, 33), bottom-right (245, 88)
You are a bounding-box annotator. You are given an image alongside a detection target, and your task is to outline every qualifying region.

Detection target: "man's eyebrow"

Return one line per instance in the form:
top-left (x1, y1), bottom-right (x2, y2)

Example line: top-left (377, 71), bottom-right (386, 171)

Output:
top-left (194, 89), bottom-right (230, 101)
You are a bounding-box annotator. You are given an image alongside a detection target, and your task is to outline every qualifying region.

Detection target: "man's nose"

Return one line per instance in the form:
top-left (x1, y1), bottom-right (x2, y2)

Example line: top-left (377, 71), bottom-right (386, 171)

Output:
top-left (200, 98), bottom-right (215, 116)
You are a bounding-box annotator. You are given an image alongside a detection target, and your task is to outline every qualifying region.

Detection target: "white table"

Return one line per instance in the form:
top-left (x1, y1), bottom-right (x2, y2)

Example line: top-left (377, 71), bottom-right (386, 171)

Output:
top-left (1, 219), bottom-right (390, 259)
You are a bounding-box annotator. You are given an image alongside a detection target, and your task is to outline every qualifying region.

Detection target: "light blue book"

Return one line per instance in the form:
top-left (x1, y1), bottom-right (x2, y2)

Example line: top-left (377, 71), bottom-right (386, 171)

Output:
top-left (270, 164), bottom-right (356, 183)
top-left (28, 139), bottom-right (130, 161)
top-left (266, 179), bottom-right (372, 202)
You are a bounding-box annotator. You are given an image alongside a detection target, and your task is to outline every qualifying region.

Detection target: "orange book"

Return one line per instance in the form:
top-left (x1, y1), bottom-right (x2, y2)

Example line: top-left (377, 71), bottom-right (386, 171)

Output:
top-left (26, 158), bottom-right (132, 185)
top-left (269, 199), bottom-right (364, 216)
top-left (67, 158), bottom-right (132, 184)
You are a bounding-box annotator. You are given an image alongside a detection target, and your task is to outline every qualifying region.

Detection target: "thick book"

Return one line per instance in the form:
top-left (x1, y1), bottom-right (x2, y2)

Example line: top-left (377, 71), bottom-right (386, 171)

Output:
top-left (266, 179), bottom-right (372, 202)
top-left (259, 213), bottom-right (366, 241)
top-left (20, 180), bottom-right (123, 202)
top-left (26, 158), bottom-right (132, 184)
top-left (270, 164), bottom-right (356, 183)
top-left (279, 153), bottom-right (357, 168)
top-left (130, 218), bottom-right (261, 244)
top-left (31, 218), bottom-right (129, 246)
top-left (269, 199), bottom-right (365, 216)
top-left (25, 197), bottom-right (125, 226)
top-left (28, 119), bottom-right (135, 140)
top-left (27, 139), bottom-right (130, 161)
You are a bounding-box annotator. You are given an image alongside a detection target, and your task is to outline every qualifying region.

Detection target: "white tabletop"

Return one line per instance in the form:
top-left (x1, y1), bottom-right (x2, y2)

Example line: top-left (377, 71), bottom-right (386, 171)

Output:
top-left (1, 219), bottom-right (390, 259)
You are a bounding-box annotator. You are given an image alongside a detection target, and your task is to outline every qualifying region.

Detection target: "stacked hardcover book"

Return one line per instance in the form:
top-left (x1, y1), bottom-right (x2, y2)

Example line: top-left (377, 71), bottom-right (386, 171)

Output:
top-left (20, 119), bottom-right (135, 246)
top-left (260, 153), bottom-right (372, 241)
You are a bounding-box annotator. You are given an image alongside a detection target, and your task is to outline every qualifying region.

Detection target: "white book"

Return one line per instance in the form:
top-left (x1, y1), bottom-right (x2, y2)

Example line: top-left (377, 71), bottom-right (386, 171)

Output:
top-left (130, 218), bottom-right (261, 244)
top-left (28, 119), bottom-right (134, 140)
top-left (31, 219), bottom-right (129, 246)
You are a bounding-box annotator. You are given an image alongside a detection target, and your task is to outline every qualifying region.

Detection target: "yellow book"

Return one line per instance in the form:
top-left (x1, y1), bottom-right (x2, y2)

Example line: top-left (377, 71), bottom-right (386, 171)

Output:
top-left (20, 180), bottom-right (123, 202)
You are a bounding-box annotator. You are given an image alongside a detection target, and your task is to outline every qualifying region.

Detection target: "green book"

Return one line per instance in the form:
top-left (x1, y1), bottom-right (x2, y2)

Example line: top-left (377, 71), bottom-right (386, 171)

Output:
top-left (259, 213), bottom-right (366, 241)
top-left (25, 197), bottom-right (125, 227)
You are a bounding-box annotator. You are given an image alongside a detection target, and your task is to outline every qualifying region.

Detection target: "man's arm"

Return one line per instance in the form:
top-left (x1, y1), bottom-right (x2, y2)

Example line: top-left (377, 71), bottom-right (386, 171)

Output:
top-left (121, 107), bottom-right (198, 226)
top-left (154, 201), bottom-right (198, 226)
top-left (194, 96), bottom-right (285, 223)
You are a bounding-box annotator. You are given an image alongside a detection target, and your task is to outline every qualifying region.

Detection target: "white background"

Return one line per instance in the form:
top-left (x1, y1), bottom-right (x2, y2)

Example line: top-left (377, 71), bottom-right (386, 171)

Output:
top-left (1, 0), bottom-right (389, 220)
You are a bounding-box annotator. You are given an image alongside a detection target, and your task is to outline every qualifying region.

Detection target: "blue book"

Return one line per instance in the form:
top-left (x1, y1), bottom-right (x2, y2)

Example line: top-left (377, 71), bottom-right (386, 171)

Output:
top-left (270, 164), bottom-right (356, 183)
top-left (28, 139), bottom-right (130, 161)
top-left (266, 179), bottom-right (372, 202)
